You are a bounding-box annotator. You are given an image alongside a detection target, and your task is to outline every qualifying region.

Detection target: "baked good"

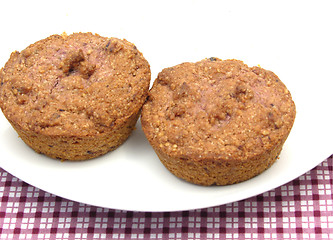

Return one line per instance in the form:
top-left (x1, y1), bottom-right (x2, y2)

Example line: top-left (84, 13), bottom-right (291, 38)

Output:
top-left (0, 32), bottom-right (150, 160)
top-left (141, 58), bottom-right (296, 185)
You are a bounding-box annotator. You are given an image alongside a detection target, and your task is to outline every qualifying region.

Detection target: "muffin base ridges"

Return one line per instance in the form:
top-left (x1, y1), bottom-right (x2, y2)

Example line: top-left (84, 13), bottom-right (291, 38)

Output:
top-left (154, 142), bottom-right (285, 186)
top-left (7, 111), bottom-right (140, 161)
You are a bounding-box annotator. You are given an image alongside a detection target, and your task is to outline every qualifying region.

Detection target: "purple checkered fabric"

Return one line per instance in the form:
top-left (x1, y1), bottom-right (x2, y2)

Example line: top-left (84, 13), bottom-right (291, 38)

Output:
top-left (1, 155), bottom-right (332, 240)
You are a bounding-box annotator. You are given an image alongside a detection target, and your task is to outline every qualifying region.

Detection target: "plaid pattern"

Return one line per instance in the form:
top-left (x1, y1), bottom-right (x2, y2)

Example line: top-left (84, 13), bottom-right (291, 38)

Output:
top-left (0, 155), bottom-right (332, 240)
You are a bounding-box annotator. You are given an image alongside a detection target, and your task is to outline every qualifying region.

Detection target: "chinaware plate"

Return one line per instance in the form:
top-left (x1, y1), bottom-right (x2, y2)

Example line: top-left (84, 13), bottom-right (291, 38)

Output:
top-left (0, 1), bottom-right (332, 212)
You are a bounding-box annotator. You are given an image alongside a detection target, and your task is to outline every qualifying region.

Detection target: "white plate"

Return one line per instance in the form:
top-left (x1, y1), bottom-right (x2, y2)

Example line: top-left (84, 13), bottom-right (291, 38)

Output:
top-left (0, 1), bottom-right (332, 212)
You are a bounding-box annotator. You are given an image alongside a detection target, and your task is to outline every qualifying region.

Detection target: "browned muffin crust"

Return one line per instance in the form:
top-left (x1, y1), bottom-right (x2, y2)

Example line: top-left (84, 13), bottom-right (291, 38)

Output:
top-left (141, 58), bottom-right (296, 185)
top-left (0, 32), bottom-right (151, 160)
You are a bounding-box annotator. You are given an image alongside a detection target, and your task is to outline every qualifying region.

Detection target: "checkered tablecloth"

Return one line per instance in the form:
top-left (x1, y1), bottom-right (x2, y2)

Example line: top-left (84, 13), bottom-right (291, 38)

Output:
top-left (0, 155), bottom-right (332, 240)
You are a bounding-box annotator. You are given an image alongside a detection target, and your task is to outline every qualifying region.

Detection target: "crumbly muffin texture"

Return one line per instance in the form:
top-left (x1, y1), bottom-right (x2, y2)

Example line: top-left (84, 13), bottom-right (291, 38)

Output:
top-left (141, 58), bottom-right (296, 185)
top-left (0, 32), bottom-right (151, 160)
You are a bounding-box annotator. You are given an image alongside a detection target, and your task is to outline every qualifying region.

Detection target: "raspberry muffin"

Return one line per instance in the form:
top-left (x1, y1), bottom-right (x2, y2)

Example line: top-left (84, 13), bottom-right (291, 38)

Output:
top-left (0, 32), bottom-right (151, 160)
top-left (141, 58), bottom-right (295, 185)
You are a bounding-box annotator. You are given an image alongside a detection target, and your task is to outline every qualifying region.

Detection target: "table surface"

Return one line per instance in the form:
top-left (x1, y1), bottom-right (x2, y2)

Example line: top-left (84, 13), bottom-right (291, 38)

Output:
top-left (0, 155), bottom-right (332, 240)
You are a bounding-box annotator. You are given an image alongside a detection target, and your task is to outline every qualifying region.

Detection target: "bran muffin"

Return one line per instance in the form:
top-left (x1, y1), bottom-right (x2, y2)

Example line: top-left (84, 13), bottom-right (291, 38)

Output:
top-left (141, 58), bottom-right (296, 185)
top-left (0, 32), bottom-right (150, 160)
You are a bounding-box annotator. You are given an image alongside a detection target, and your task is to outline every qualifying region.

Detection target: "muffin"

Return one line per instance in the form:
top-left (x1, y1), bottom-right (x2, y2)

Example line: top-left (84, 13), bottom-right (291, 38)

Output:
top-left (0, 32), bottom-right (151, 160)
top-left (141, 58), bottom-right (296, 185)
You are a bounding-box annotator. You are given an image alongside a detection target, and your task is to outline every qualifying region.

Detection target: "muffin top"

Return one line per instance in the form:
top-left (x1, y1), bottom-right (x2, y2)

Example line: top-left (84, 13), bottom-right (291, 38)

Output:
top-left (141, 58), bottom-right (296, 161)
top-left (0, 32), bottom-right (150, 136)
